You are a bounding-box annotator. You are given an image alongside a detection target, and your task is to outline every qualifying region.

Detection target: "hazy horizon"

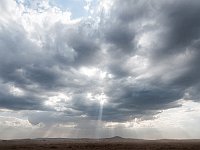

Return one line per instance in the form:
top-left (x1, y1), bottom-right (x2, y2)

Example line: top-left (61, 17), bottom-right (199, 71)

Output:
top-left (1, 0), bottom-right (200, 140)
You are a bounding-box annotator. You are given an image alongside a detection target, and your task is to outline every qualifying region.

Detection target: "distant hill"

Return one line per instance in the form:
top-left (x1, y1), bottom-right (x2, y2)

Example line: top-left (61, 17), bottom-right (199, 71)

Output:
top-left (110, 136), bottom-right (124, 139)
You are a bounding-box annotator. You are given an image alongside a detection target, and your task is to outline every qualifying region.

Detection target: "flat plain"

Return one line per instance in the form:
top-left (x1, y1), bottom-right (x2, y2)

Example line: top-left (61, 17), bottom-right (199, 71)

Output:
top-left (1, 137), bottom-right (200, 150)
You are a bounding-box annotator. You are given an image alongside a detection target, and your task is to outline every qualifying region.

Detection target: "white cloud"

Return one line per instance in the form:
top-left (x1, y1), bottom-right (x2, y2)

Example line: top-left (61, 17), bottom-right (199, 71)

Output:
top-left (9, 84), bottom-right (25, 96)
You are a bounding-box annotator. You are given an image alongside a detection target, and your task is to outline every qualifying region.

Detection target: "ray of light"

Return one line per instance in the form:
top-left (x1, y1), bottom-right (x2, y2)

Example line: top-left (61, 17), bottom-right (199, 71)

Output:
top-left (95, 92), bottom-right (105, 139)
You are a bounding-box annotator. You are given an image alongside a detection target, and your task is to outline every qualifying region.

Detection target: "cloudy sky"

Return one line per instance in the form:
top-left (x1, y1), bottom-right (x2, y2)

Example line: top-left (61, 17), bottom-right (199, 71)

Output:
top-left (1, 0), bottom-right (200, 139)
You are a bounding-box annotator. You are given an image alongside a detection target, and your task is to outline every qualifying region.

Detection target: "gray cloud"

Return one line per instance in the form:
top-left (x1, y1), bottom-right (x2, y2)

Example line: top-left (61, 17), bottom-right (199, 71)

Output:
top-left (0, 0), bottom-right (200, 131)
top-left (0, 83), bottom-right (47, 110)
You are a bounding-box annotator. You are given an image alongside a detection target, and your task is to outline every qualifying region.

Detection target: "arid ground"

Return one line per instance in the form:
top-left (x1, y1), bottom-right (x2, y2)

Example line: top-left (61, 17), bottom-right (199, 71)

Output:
top-left (1, 137), bottom-right (200, 150)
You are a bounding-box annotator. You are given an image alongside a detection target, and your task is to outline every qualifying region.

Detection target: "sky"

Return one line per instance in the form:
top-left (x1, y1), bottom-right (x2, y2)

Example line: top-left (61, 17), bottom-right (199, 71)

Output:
top-left (1, 0), bottom-right (200, 139)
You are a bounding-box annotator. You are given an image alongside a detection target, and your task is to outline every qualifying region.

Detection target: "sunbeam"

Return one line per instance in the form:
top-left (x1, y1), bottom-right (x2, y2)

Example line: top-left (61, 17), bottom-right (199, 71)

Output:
top-left (95, 92), bottom-right (106, 139)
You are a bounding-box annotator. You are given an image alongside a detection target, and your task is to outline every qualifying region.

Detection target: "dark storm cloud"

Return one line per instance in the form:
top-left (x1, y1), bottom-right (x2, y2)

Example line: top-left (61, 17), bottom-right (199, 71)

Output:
top-left (146, 0), bottom-right (200, 100)
top-left (1, 0), bottom-right (200, 126)
top-left (152, 0), bottom-right (200, 59)
top-left (111, 0), bottom-right (153, 22)
top-left (96, 0), bottom-right (200, 121)
top-left (0, 88), bottom-right (47, 111)
top-left (47, 21), bottom-right (101, 66)
top-left (99, 77), bottom-right (183, 121)
top-left (108, 63), bottom-right (130, 78)
top-left (0, 18), bottom-right (101, 117)
top-left (24, 65), bottom-right (59, 88)
top-left (104, 24), bottom-right (135, 52)
top-left (66, 24), bottom-right (100, 66)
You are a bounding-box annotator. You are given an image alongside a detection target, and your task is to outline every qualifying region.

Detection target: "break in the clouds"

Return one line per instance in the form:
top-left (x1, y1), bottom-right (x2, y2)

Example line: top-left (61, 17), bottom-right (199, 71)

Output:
top-left (1, 0), bottom-right (200, 139)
